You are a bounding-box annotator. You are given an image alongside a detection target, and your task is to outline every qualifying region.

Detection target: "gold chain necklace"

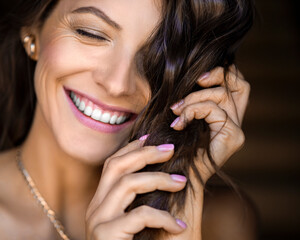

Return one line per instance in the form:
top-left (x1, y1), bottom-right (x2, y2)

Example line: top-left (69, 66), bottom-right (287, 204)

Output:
top-left (16, 149), bottom-right (71, 240)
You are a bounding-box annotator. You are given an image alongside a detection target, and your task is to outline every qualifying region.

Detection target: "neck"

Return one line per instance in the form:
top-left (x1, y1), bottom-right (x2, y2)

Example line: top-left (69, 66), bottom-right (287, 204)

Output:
top-left (21, 105), bottom-right (101, 239)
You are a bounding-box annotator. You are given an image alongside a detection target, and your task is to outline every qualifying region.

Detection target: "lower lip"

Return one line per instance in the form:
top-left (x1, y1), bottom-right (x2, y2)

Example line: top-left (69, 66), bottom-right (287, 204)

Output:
top-left (64, 88), bottom-right (136, 133)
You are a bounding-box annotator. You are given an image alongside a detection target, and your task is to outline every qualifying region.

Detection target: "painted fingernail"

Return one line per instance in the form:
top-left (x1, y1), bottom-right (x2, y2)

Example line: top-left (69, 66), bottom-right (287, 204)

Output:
top-left (176, 219), bottom-right (187, 229)
top-left (139, 134), bottom-right (149, 141)
top-left (170, 117), bottom-right (180, 128)
top-left (171, 100), bottom-right (184, 110)
top-left (157, 144), bottom-right (174, 152)
top-left (198, 72), bottom-right (210, 81)
top-left (171, 174), bottom-right (187, 182)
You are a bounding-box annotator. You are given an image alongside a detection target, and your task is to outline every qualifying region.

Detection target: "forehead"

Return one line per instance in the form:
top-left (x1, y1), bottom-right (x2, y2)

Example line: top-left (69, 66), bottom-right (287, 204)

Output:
top-left (57, 0), bottom-right (162, 32)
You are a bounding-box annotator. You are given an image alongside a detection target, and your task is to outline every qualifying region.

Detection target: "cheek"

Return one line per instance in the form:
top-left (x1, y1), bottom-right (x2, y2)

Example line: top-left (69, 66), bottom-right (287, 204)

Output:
top-left (34, 36), bottom-right (99, 116)
top-left (36, 37), bottom-right (94, 82)
top-left (135, 81), bottom-right (151, 110)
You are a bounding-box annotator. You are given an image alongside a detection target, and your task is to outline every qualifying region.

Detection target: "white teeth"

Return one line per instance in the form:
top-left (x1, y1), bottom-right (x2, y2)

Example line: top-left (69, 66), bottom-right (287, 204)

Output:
top-left (84, 106), bottom-right (93, 116)
top-left (121, 116), bottom-right (127, 123)
top-left (116, 116), bottom-right (124, 125)
top-left (109, 115), bottom-right (118, 124)
top-left (70, 91), bottom-right (129, 125)
top-left (100, 112), bottom-right (111, 123)
top-left (79, 101), bottom-right (85, 111)
top-left (91, 109), bottom-right (102, 121)
top-left (75, 98), bottom-right (80, 107)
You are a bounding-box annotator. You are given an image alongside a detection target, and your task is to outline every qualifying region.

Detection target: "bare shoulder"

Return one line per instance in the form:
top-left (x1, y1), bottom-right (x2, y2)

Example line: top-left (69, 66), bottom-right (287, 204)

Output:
top-left (0, 148), bottom-right (59, 239)
top-left (0, 148), bottom-right (23, 238)
top-left (202, 185), bottom-right (259, 240)
top-left (0, 148), bottom-right (20, 202)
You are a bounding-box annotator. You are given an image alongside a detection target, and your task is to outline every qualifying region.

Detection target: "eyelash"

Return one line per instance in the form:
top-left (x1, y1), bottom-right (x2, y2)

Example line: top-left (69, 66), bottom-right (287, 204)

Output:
top-left (76, 29), bottom-right (107, 41)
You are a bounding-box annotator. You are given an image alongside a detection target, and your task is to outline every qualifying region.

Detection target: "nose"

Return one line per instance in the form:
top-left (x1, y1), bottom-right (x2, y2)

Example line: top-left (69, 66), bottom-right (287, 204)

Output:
top-left (92, 51), bottom-right (137, 97)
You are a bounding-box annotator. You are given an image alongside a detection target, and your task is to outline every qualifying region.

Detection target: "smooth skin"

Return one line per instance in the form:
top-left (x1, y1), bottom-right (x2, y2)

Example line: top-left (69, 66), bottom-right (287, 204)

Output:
top-left (0, 0), bottom-right (250, 239)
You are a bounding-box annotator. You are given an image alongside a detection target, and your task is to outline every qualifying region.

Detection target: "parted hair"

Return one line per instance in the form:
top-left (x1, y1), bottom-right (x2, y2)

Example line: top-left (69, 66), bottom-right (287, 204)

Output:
top-left (0, 0), bottom-right (255, 239)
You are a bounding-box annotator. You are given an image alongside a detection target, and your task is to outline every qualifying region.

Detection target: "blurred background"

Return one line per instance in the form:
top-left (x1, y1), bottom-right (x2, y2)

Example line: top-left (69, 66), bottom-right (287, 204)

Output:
top-left (227, 0), bottom-right (300, 239)
top-left (1, 0), bottom-right (299, 239)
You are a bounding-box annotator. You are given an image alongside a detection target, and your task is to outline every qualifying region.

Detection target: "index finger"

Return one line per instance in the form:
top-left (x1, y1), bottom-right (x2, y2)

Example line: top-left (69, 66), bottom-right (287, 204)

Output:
top-left (197, 66), bottom-right (247, 91)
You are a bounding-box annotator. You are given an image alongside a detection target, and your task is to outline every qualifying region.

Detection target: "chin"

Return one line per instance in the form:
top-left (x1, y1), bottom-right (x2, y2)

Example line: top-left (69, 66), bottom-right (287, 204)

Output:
top-left (56, 132), bottom-right (126, 166)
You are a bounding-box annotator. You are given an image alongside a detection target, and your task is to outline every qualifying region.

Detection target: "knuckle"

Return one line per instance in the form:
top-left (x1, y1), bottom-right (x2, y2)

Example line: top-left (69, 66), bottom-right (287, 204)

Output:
top-left (216, 86), bottom-right (227, 95)
top-left (215, 87), bottom-right (228, 103)
top-left (141, 145), bottom-right (155, 153)
top-left (103, 157), bottom-right (111, 170)
top-left (138, 146), bottom-right (158, 161)
top-left (214, 66), bottom-right (224, 75)
top-left (219, 127), bottom-right (233, 143)
top-left (134, 205), bottom-right (152, 219)
top-left (104, 157), bottom-right (119, 173)
top-left (182, 106), bottom-right (195, 120)
top-left (118, 174), bottom-right (134, 189)
top-left (150, 172), bottom-right (170, 183)
top-left (241, 80), bottom-right (251, 92)
top-left (235, 128), bottom-right (246, 149)
top-left (183, 104), bottom-right (192, 113)
top-left (206, 100), bottom-right (218, 109)
top-left (131, 206), bottom-right (173, 228)
top-left (226, 125), bottom-right (245, 151)
top-left (185, 92), bottom-right (196, 103)
top-left (158, 209), bottom-right (172, 219)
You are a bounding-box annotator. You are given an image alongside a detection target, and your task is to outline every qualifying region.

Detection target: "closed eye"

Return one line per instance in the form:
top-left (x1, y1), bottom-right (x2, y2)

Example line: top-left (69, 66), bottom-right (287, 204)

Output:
top-left (76, 29), bottom-right (108, 41)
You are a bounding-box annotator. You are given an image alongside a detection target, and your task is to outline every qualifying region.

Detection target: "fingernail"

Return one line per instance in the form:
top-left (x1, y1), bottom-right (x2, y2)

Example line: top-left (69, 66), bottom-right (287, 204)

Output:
top-left (139, 134), bottom-right (149, 141)
top-left (199, 72), bottom-right (210, 81)
top-left (176, 219), bottom-right (187, 229)
top-left (170, 117), bottom-right (180, 128)
top-left (171, 174), bottom-right (187, 182)
top-left (171, 100), bottom-right (184, 110)
top-left (157, 144), bottom-right (174, 152)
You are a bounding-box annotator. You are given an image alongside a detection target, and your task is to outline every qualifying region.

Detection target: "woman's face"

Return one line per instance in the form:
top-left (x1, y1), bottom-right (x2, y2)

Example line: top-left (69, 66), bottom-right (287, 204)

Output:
top-left (32, 0), bottom-right (161, 164)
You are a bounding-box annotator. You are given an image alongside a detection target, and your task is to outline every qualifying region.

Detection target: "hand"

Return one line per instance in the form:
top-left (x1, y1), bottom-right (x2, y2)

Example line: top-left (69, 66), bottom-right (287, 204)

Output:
top-left (85, 140), bottom-right (188, 240)
top-left (170, 65), bottom-right (250, 182)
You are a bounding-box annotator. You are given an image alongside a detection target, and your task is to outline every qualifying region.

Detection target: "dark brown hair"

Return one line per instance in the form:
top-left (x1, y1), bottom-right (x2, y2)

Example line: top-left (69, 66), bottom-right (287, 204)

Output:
top-left (128, 1), bottom-right (255, 239)
top-left (0, 0), bottom-right (58, 150)
top-left (0, 0), bottom-right (255, 239)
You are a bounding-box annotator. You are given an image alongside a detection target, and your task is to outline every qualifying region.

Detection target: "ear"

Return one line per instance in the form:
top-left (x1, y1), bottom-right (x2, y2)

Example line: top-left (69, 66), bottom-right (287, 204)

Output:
top-left (20, 27), bottom-right (40, 61)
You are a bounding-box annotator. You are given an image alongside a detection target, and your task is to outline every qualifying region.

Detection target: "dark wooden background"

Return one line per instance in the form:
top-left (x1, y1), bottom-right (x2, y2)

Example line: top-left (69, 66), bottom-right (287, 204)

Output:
top-left (229, 0), bottom-right (300, 239)
top-left (1, 0), bottom-right (299, 239)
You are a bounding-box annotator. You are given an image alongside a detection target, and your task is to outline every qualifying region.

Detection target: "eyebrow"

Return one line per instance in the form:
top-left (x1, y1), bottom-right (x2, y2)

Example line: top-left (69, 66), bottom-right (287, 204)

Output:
top-left (72, 6), bottom-right (122, 30)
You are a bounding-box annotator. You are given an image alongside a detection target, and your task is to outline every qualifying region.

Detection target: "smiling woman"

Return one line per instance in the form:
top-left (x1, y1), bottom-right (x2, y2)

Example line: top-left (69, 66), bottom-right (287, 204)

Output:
top-left (0, 0), bottom-right (255, 240)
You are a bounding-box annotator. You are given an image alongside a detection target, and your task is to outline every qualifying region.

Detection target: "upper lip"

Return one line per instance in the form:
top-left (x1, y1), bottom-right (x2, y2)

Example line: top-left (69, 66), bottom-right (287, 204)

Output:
top-left (64, 86), bottom-right (137, 115)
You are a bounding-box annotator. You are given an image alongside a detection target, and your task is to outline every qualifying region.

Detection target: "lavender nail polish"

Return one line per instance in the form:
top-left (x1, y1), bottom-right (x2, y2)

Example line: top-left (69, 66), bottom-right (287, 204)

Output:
top-left (171, 100), bottom-right (184, 110)
top-left (170, 117), bottom-right (180, 128)
top-left (171, 174), bottom-right (187, 182)
top-left (176, 219), bottom-right (187, 229)
top-left (139, 134), bottom-right (149, 141)
top-left (199, 72), bottom-right (210, 81)
top-left (157, 144), bottom-right (174, 152)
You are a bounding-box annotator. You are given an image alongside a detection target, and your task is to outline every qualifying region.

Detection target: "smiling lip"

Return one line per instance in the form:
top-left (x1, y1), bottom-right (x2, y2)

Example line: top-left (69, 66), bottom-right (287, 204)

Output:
top-left (64, 87), bottom-right (137, 133)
